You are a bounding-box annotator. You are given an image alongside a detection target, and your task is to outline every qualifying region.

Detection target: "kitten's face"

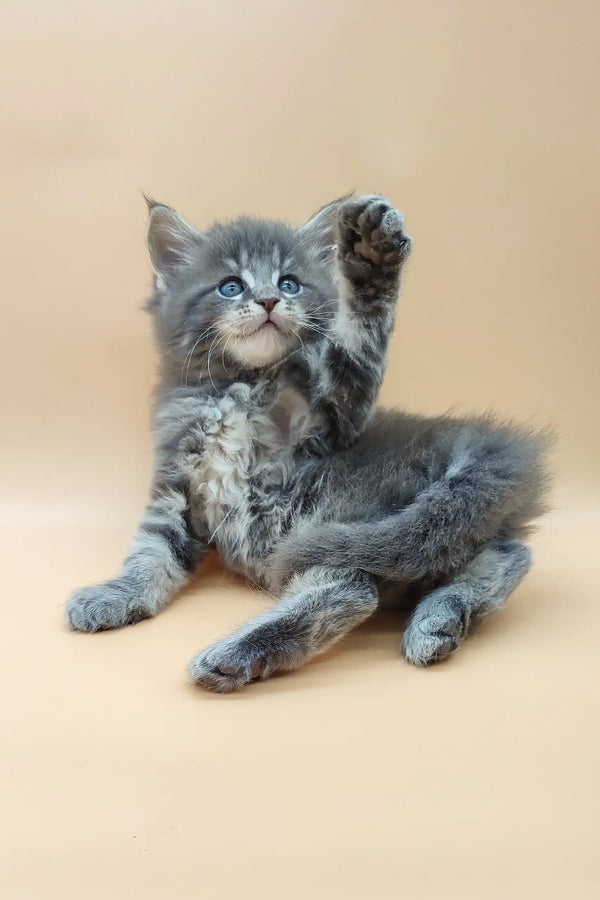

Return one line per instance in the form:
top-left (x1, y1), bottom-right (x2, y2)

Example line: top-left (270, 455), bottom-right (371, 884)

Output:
top-left (146, 202), bottom-right (342, 378)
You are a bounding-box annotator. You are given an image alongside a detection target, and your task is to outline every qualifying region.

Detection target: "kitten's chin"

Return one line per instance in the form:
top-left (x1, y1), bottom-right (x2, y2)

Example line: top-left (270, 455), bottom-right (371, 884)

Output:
top-left (228, 325), bottom-right (295, 368)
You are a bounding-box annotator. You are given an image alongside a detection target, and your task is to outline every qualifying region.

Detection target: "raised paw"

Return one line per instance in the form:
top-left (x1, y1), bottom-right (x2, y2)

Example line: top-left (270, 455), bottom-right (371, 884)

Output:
top-left (338, 195), bottom-right (412, 272)
top-left (401, 591), bottom-right (471, 667)
top-left (189, 621), bottom-right (304, 693)
top-left (66, 578), bottom-right (151, 632)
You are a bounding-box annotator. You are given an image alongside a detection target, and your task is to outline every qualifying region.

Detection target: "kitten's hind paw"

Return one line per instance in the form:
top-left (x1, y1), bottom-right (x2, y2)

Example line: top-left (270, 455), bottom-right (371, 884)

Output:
top-left (66, 579), bottom-right (151, 632)
top-left (189, 618), bottom-right (304, 693)
top-left (188, 637), bottom-right (267, 693)
top-left (401, 590), bottom-right (470, 667)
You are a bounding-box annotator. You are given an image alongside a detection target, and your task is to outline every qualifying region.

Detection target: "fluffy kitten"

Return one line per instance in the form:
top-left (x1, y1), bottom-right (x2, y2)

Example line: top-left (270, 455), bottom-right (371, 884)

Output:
top-left (66, 195), bottom-right (550, 691)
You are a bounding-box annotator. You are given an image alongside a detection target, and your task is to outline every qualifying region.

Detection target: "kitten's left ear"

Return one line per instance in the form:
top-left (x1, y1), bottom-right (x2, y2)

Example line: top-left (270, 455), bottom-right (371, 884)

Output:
top-left (298, 194), bottom-right (353, 253)
top-left (145, 198), bottom-right (203, 286)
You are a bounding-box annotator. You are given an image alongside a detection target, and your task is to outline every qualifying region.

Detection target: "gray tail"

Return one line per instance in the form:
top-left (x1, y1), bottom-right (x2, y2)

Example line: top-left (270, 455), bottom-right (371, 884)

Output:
top-left (270, 424), bottom-right (552, 587)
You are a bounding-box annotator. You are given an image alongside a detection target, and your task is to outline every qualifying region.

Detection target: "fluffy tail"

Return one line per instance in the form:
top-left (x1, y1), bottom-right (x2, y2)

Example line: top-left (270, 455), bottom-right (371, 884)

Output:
top-left (269, 422), bottom-right (552, 589)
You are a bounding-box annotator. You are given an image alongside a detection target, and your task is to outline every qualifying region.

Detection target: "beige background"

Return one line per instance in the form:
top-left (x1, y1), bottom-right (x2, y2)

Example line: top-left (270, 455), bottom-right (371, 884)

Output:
top-left (1, 2), bottom-right (599, 898)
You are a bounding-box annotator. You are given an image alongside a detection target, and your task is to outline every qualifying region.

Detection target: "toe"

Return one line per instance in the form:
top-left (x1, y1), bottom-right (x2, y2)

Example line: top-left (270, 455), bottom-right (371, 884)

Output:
top-left (380, 208), bottom-right (404, 234)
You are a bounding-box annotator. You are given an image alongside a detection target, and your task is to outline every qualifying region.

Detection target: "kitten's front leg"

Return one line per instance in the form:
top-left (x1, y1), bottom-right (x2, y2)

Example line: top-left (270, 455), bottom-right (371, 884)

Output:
top-left (66, 478), bottom-right (205, 632)
top-left (300, 196), bottom-right (412, 450)
top-left (337, 194), bottom-right (412, 302)
top-left (66, 391), bottom-right (230, 633)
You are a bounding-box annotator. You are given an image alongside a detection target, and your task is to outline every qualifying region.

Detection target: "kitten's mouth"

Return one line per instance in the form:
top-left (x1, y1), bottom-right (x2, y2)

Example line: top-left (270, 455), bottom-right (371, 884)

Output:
top-left (229, 314), bottom-right (292, 366)
top-left (251, 317), bottom-right (281, 336)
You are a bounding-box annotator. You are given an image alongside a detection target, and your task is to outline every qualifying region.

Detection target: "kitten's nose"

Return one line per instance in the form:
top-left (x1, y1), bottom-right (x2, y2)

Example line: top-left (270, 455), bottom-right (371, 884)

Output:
top-left (255, 298), bottom-right (280, 314)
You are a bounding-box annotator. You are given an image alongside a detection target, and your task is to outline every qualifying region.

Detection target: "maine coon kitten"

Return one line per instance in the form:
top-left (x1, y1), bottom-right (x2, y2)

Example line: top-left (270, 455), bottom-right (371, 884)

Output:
top-left (66, 194), bottom-right (550, 691)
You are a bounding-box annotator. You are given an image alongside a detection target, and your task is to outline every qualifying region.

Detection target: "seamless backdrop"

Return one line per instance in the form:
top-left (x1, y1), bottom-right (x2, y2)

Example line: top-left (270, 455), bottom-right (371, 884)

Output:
top-left (1, 2), bottom-right (599, 898)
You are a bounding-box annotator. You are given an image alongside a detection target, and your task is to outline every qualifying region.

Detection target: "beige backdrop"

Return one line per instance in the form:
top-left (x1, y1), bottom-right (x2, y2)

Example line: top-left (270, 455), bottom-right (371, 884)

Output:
top-left (1, 2), bottom-right (599, 898)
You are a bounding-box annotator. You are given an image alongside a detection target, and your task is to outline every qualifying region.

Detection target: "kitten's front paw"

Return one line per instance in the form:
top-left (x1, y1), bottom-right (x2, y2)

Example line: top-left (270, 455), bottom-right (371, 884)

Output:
top-left (338, 195), bottom-right (412, 272)
top-left (401, 591), bottom-right (470, 667)
top-left (66, 579), bottom-right (150, 632)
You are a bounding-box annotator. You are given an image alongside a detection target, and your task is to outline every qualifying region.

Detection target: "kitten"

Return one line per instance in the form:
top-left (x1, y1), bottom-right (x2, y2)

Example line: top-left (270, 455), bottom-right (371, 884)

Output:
top-left (66, 195), bottom-right (550, 691)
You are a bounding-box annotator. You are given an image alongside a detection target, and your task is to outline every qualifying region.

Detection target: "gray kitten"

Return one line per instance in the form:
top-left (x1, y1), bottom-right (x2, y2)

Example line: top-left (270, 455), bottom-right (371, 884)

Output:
top-left (66, 195), bottom-right (550, 691)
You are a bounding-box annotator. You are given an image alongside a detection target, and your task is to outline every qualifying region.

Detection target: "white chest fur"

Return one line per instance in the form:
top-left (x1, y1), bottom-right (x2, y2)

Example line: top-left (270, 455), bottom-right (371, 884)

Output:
top-left (185, 383), bottom-right (315, 553)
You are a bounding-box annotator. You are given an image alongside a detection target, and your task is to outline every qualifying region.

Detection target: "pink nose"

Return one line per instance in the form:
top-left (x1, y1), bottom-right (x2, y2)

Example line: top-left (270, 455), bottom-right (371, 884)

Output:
top-left (256, 298), bottom-right (280, 314)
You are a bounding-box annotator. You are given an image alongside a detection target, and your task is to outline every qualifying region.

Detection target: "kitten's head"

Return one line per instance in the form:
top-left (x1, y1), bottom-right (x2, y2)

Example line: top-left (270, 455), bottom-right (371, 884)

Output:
top-left (145, 198), bottom-right (347, 378)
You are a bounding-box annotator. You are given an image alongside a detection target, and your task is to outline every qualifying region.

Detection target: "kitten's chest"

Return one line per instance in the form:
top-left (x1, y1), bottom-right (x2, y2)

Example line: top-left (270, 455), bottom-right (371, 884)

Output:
top-left (186, 384), bottom-right (314, 542)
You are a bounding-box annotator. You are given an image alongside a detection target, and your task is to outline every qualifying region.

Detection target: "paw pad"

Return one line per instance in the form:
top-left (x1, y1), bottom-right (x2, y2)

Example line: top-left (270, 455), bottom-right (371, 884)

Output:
top-left (339, 196), bottom-right (411, 269)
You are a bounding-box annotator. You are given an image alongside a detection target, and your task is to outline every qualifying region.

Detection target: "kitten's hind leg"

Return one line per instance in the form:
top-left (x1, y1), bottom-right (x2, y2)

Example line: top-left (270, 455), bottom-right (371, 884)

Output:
top-left (402, 540), bottom-right (532, 667)
top-left (189, 566), bottom-right (378, 692)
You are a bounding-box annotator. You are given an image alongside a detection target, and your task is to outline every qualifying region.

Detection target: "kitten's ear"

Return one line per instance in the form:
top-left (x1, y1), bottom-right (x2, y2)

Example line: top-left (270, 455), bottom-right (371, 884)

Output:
top-left (145, 198), bottom-right (203, 285)
top-left (298, 194), bottom-right (353, 252)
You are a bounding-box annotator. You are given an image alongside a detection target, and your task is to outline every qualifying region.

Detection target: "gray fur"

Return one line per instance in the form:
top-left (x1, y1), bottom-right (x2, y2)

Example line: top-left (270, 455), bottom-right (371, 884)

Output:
top-left (66, 194), bottom-right (551, 690)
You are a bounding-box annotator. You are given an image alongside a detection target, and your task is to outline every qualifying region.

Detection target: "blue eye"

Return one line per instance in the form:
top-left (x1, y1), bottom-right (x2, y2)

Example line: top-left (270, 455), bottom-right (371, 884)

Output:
top-left (218, 278), bottom-right (244, 298)
top-left (278, 276), bottom-right (300, 295)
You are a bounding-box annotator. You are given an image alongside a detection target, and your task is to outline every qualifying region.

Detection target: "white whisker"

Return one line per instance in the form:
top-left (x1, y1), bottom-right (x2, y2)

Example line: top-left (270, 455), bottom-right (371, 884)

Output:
top-left (182, 325), bottom-right (217, 387)
top-left (301, 321), bottom-right (337, 346)
top-left (220, 329), bottom-right (235, 371)
top-left (205, 332), bottom-right (224, 390)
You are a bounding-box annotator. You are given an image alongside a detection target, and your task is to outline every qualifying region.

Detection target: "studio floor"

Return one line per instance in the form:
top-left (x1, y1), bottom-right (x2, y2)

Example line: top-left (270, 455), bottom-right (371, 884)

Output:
top-left (2, 492), bottom-right (599, 898)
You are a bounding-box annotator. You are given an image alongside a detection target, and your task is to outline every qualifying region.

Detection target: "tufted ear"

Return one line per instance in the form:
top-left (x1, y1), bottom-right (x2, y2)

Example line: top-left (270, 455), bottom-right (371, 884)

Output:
top-left (298, 194), bottom-right (353, 253)
top-left (145, 198), bottom-right (203, 286)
